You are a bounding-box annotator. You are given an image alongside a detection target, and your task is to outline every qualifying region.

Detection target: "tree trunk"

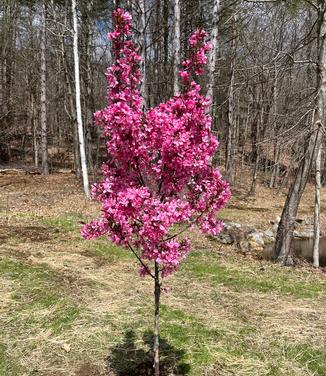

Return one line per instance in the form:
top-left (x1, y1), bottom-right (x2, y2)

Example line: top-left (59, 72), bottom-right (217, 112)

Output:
top-left (83, 0), bottom-right (95, 177)
top-left (269, 62), bottom-right (279, 189)
top-left (275, 3), bottom-right (325, 264)
top-left (40, 2), bottom-right (49, 175)
top-left (163, 0), bottom-right (169, 98)
top-left (313, 145), bottom-right (321, 267)
top-left (225, 13), bottom-right (237, 183)
top-left (173, 0), bottom-right (180, 95)
top-left (153, 262), bottom-right (161, 376)
top-left (60, 20), bottom-right (81, 177)
top-left (72, 0), bottom-right (90, 198)
top-left (140, 0), bottom-right (147, 108)
top-left (207, 0), bottom-right (220, 104)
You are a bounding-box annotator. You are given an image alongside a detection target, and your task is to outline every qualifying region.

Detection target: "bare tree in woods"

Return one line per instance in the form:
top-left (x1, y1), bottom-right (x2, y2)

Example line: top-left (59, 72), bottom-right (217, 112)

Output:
top-left (72, 0), bottom-right (90, 198)
top-left (173, 0), bottom-right (181, 95)
top-left (225, 11), bottom-right (237, 183)
top-left (275, 1), bottom-right (325, 264)
top-left (40, 2), bottom-right (49, 175)
top-left (140, 0), bottom-right (148, 107)
top-left (207, 0), bottom-right (220, 104)
top-left (313, 144), bottom-right (321, 267)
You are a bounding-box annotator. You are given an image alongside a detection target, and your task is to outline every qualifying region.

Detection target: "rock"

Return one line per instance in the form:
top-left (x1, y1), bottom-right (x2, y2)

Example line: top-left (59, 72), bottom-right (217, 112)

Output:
top-left (247, 232), bottom-right (265, 246)
top-left (224, 221), bottom-right (242, 230)
top-left (264, 230), bottom-right (274, 238)
top-left (214, 232), bottom-right (234, 245)
top-left (263, 230), bottom-right (275, 244)
top-left (293, 230), bottom-right (314, 239)
top-left (270, 215), bottom-right (280, 225)
top-left (212, 221), bottom-right (279, 253)
top-left (248, 240), bottom-right (263, 252)
top-left (239, 240), bottom-right (250, 253)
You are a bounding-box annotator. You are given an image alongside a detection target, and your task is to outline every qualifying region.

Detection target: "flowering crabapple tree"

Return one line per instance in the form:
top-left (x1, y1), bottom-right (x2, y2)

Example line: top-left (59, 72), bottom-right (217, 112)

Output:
top-left (82, 8), bottom-right (231, 376)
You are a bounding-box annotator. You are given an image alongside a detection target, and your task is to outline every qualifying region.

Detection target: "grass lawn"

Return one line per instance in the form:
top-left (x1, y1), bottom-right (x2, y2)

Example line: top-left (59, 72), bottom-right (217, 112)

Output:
top-left (0, 172), bottom-right (325, 376)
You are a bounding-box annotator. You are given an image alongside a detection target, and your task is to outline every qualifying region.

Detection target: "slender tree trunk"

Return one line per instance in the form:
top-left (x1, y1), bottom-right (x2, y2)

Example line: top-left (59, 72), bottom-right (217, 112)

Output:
top-left (153, 262), bottom-right (161, 376)
top-left (269, 62), bottom-right (279, 189)
top-left (40, 2), bottom-right (49, 175)
top-left (140, 0), bottom-right (147, 108)
top-left (31, 95), bottom-right (38, 168)
top-left (313, 145), bottom-right (321, 267)
top-left (270, 142), bottom-right (281, 189)
top-left (163, 0), bottom-right (169, 98)
top-left (60, 19), bottom-right (81, 177)
top-left (173, 0), bottom-right (180, 95)
top-left (207, 0), bottom-right (220, 104)
top-left (225, 14), bottom-right (237, 182)
top-left (83, 0), bottom-right (95, 177)
top-left (275, 3), bottom-right (325, 264)
top-left (72, 0), bottom-right (90, 198)
top-left (249, 153), bottom-right (259, 196)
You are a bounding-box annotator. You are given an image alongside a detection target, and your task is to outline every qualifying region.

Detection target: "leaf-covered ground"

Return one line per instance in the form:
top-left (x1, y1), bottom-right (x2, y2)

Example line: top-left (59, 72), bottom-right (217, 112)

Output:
top-left (0, 171), bottom-right (325, 376)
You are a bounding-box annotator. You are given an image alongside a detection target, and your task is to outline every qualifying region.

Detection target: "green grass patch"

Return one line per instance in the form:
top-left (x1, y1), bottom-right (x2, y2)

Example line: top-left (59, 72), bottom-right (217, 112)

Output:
top-left (184, 251), bottom-right (326, 299)
top-left (160, 304), bottom-right (225, 367)
top-left (0, 343), bottom-right (23, 376)
top-left (0, 258), bottom-right (82, 334)
top-left (0, 258), bottom-right (57, 283)
top-left (41, 212), bottom-right (85, 231)
top-left (49, 303), bottom-right (81, 333)
top-left (283, 343), bottom-right (326, 375)
top-left (87, 238), bottom-right (134, 262)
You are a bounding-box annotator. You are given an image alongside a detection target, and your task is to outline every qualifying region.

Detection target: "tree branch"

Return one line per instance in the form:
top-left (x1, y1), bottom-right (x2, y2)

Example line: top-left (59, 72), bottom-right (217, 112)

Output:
top-left (127, 242), bottom-right (155, 279)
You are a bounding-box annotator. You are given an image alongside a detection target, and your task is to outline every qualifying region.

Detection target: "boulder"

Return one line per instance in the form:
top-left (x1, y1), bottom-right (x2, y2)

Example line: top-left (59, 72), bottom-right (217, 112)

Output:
top-left (248, 240), bottom-right (264, 253)
top-left (247, 232), bottom-right (265, 246)
top-left (214, 231), bottom-right (234, 245)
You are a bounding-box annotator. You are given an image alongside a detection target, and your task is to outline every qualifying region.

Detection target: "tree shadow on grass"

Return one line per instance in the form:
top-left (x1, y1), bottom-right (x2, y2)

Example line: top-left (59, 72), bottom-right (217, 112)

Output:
top-left (106, 330), bottom-right (191, 376)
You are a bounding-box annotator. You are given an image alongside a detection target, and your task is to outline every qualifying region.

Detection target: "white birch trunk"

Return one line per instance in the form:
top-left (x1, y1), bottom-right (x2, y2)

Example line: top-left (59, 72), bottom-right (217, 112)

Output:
top-left (72, 0), bottom-right (90, 198)
top-left (207, 0), bottom-right (220, 102)
top-left (173, 0), bottom-right (180, 95)
top-left (313, 145), bottom-right (321, 267)
top-left (40, 2), bottom-right (49, 175)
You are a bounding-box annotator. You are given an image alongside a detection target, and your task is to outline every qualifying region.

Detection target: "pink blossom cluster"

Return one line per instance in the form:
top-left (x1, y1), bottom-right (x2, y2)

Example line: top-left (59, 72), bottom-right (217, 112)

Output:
top-left (82, 9), bottom-right (231, 278)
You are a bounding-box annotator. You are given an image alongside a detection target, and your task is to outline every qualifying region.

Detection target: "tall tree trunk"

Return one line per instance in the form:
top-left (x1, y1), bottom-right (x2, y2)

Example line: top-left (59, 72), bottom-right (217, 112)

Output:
top-left (269, 62), bottom-right (279, 189)
top-left (31, 94), bottom-right (38, 168)
top-left (153, 262), bottom-right (161, 376)
top-left (313, 144), bottom-right (321, 267)
top-left (72, 0), bottom-right (90, 198)
top-left (173, 0), bottom-right (180, 95)
top-left (83, 0), bottom-right (95, 176)
top-left (225, 13), bottom-right (237, 183)
top-left (270, 141), bottom-right (281, 189)
top-left (163, 0), bottom-right (169, 98)
top-left (140, 0), bottom-right (147, 108)
top-left (40, 2), bottom-right (49, 175)
top-left (60, 9), bottom-right (81, 177)
top-left (207, 0), bottom-right (220, 105)
top-left (275, 2), bottom-right (325, 264)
